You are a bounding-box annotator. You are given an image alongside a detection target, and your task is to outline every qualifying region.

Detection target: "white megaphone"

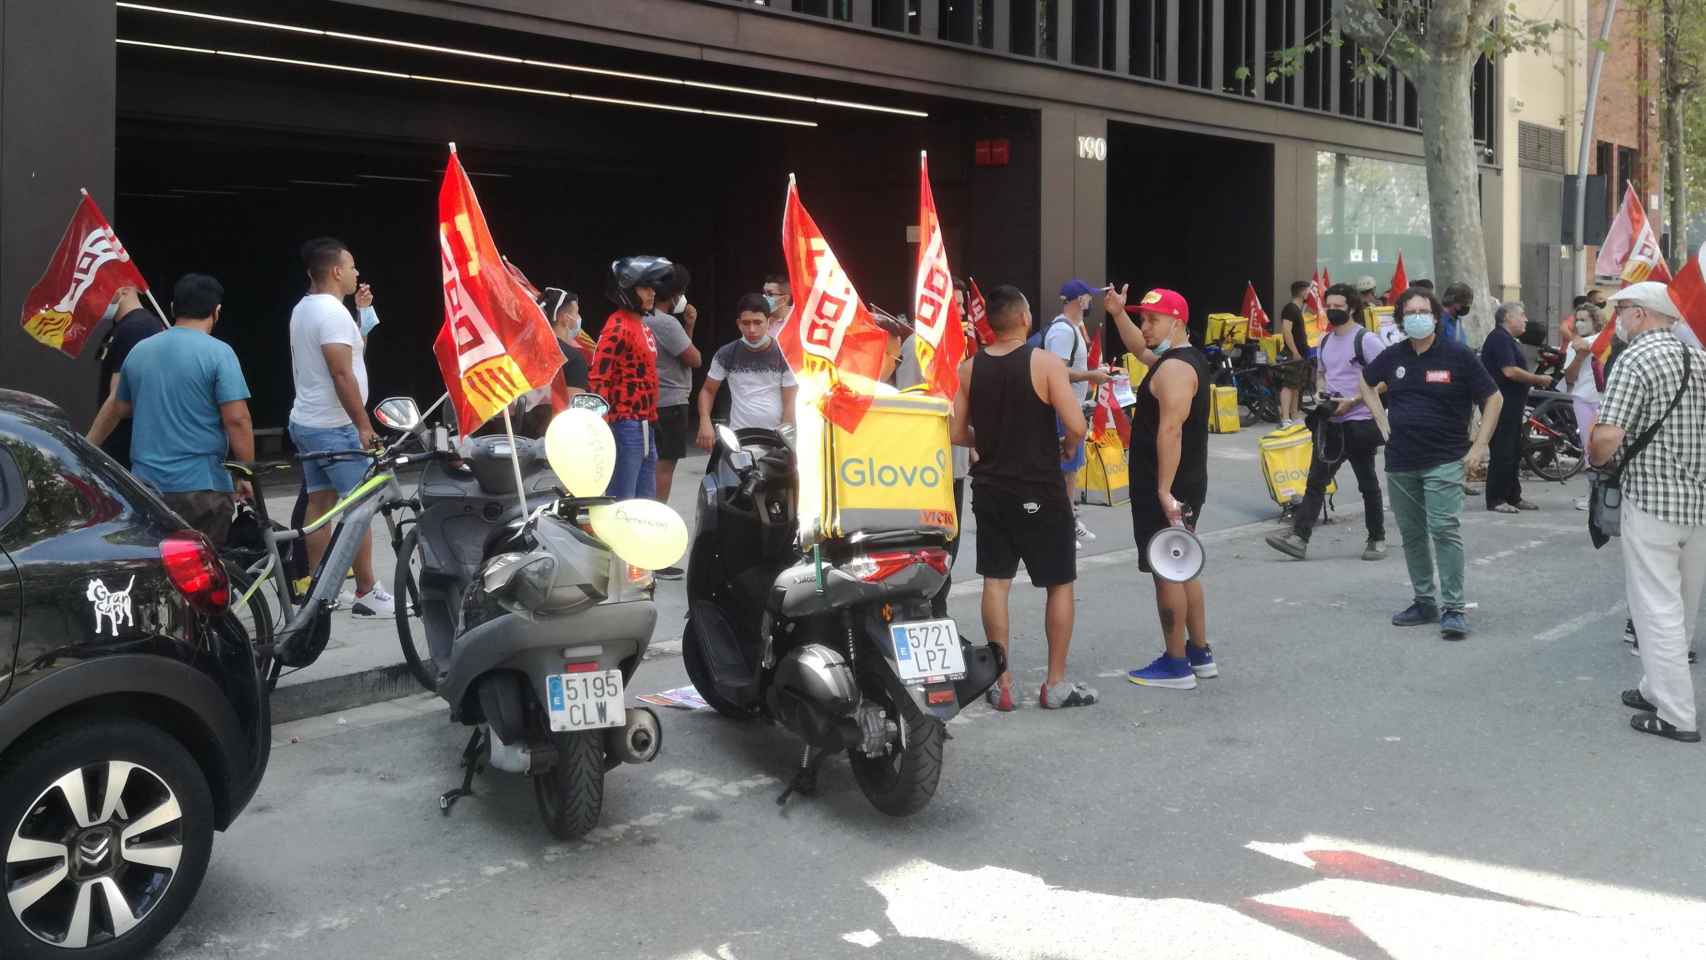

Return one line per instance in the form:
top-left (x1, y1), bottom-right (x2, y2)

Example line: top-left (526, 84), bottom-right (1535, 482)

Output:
top-left (1145, 525), bottom-right (1205, 583)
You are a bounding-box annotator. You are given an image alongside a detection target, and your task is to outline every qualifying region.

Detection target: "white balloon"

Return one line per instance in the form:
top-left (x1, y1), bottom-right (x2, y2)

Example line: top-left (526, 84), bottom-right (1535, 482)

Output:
top-left (545, 409), bottom-right (615, 497)
top-left (588, 499), bottom-right (689, 572)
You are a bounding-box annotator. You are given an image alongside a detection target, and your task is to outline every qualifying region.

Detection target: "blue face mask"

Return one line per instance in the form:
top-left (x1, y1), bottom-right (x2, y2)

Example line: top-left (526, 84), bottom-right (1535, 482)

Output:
top-left (1402, 312), bottom-right (1436, 340)
top-left (358, 305), bottom-right (380, 337)
top-left (764, 294), bottom-right (782, 313)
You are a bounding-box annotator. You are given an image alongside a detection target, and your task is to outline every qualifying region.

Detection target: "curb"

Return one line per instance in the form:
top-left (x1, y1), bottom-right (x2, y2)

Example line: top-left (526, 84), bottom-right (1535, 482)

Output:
top-left (270, 662), bottom-right (428, 724)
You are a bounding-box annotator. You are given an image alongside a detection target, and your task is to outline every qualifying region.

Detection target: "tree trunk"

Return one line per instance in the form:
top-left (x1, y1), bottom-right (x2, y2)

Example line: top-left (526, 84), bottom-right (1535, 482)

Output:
top-left (1416, 43), bottom-right (1494, 343)
top-left (1662, 0), bottom-right (1687, 269)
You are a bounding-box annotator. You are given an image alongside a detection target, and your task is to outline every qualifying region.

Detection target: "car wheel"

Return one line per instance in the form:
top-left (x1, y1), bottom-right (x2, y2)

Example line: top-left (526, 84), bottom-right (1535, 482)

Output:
top-left (0, 720), bottom-right (215, 960)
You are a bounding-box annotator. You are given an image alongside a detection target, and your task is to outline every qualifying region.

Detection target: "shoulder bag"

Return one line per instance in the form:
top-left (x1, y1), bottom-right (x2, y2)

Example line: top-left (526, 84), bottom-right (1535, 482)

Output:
top-left (1588, 346), bottom-right (1692, 547)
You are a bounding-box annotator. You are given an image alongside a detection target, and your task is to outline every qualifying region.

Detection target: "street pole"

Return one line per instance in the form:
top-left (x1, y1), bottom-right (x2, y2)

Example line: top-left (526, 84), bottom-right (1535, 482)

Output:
top-left (1573, 0), bottom-right (1620, 279)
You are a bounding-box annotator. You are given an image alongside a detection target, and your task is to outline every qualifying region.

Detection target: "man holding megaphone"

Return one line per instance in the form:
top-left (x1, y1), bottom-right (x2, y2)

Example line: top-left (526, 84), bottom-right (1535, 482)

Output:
top-left (1105, 286), bottom-right (1216, 690)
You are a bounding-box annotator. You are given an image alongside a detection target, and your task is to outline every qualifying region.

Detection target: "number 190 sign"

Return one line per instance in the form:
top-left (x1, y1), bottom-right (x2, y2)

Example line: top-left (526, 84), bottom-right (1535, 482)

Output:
top-left (1076, 136), bottom-right (1108, 162)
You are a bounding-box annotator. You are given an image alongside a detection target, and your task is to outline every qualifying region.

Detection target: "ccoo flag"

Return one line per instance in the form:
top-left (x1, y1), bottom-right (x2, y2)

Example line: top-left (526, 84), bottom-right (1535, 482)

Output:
top-left (19, 191), bottom-right (150, 358)
top-left (432, 145), bottom-right (563, 434)
top-left (911, 153), bottom-right (967, 400)
top-left (1597, 183), bottom-right (1673, 285)
top-left (777, 175), bottom-right (891, 432)
top-left (1240, 281), bottom-right (1270, 338)
top-left (967, 277), bottom-right (995, 345)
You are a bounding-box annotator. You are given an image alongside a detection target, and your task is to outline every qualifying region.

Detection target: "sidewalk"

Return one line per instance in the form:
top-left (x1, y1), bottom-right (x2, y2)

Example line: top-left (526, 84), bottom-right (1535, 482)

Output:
top-left (259, 425), bottom-right (1355, 722)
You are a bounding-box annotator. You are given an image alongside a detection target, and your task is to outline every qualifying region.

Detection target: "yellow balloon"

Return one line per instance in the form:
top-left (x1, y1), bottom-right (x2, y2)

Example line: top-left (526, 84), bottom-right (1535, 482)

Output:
top-left (545, 408), bottom-right (615, 497)
top-left (589, 499), bottom-right (689, 571)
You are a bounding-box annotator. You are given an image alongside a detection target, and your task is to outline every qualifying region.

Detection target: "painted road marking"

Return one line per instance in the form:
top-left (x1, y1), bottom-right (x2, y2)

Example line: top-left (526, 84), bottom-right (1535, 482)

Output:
top-left (1532, 603), bottom-right (1627, 643)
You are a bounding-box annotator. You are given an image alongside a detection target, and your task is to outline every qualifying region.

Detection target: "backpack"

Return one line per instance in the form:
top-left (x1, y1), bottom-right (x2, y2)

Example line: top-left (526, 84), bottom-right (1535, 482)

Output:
top-left (1026, 317), bottom-right (1082, 367)
top-left (1319, 327), bottom-right (1372, 374)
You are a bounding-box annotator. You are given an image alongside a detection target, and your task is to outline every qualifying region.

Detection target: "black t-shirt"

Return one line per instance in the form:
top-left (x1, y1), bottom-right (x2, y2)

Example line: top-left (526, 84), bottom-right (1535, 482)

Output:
top-left (1280, 301), bottom-right (1307, 355)
top-left (1362, 337), bottom-right (1498, 472)
top-left (96, 307), bottom-right (165, 466)
top-left (557, 338), bottom-right (589, 391)
top-left (1130, 346), bottom-right (1212, 506)
top-left (1480, 326), bottom-right (1530, 402)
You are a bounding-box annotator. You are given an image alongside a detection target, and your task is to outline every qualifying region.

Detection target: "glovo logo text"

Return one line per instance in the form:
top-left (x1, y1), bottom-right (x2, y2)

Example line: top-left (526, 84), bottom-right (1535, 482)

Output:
top-left (840, 448), bottom-right (949, 489)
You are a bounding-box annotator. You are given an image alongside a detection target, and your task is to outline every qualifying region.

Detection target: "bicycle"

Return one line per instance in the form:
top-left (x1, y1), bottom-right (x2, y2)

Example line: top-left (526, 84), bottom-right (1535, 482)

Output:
top-left (1521, 392), bottom-right (1584, 482)
top-left (221, 398), bottom-right (436, 690)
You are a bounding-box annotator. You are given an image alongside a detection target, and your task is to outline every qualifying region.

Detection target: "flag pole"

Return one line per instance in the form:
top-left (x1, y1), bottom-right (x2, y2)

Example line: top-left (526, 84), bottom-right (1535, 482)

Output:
top-left (84, 188), bottom-right (170, 329)
top-left (500, 406), bottom-right (531, 519)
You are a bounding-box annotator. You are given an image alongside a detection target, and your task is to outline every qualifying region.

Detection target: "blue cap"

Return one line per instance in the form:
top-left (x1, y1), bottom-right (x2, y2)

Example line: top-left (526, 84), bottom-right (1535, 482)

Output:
top-left (1059, 279), bottom-right (1097, 300)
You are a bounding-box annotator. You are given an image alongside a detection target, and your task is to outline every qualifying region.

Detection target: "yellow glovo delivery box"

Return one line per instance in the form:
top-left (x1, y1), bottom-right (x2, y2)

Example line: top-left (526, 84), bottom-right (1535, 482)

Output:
top-left (796, 387), bottom-right (958, 545)
top-left (1208, 384), bottom-right (1240, 433)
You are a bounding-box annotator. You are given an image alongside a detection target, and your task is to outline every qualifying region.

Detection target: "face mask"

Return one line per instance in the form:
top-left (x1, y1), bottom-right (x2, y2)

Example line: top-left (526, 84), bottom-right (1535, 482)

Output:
top-left (743, 332), bottom-right (773, 350)
top-left (1154, 317), bottom-right (1180, 354)
top-left (1402, 312), bottom-right (1436, 340)
top-left (1614, 311), bottom-right (1636, 342)
top-left (764, 295), bottom-right (782, 313)
top-left (672, 295), bottom-right (687, 314)
top-left (358, 305), bottom-right (381, 337)
top-left (1326, 308), bottom-right (1351, 327)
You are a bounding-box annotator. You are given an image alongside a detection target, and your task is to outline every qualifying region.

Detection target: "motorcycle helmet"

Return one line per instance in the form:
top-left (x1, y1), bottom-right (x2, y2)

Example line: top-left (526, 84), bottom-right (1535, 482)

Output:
top-left (607, 256), bottom-right (677, 313)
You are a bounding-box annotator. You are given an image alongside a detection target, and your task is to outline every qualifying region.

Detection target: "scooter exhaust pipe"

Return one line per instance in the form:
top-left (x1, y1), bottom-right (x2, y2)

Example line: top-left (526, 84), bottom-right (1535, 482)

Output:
top-left (606, 706), bottom-right (661, 764)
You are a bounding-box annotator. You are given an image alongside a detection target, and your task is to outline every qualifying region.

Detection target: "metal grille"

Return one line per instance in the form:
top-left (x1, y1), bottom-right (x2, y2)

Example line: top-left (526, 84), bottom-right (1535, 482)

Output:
top-left (1517, 122), bottom-right (1566, 173)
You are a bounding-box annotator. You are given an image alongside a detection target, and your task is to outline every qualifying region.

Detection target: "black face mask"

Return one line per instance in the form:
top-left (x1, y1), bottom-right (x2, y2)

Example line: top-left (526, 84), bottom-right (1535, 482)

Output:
top-left (1326, 308), bottom-right (1351, 326)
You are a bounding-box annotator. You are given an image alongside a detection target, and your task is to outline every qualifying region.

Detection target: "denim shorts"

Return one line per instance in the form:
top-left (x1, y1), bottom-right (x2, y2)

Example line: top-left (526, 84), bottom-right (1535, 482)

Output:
top-left (1057, 415), bottom-right (1086, 473)
top-left (289, 420), bottom-right (370, 495)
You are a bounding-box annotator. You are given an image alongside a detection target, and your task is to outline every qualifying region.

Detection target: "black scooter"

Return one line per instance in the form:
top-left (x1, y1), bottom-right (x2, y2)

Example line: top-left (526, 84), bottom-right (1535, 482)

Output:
top-left (683, 425), bottom-right (1002, 816)
top-left (393, 397), bottom-right (662, 840)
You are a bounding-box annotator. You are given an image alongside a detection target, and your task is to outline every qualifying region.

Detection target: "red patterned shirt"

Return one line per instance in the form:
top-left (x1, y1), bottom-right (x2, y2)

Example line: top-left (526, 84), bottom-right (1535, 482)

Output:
top-left (589, 309), bottom-right (659, 422)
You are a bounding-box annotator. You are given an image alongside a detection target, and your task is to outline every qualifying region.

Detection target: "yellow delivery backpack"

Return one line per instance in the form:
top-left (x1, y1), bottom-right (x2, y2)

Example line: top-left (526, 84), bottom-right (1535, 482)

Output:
top-left (1205, 312), bottom-right (1250, 349)
top-left (1257, 423), bottom-right (1333, 506)
top-left (1208, 384), bottom-right (1240, 433)
top-left (1075, 430), bottom-right (1129, 505)
top-left (796, 389), bottom-right (958, 545)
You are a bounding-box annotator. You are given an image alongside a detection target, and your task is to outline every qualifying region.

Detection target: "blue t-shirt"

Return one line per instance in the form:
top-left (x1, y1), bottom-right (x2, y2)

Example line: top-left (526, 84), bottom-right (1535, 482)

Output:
top-left (118, 326), bottom-right (250, 493)
top-left (1440, 309), bottom-right (1468, 346)
top-left (1361, 336), bottom-right (1497, 473)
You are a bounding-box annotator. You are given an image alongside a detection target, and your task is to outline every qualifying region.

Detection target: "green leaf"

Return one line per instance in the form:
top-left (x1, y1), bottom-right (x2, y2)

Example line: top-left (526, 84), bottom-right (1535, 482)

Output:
top-left (1235, 66), bottom-right (1251, 80)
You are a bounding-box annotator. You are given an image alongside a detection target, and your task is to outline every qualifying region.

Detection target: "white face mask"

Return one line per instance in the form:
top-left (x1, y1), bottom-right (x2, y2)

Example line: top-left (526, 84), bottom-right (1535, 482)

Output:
top-left (742, 332), bottom-right (773, 349)
top-left (1154, 316), bottom-right (1180, 353)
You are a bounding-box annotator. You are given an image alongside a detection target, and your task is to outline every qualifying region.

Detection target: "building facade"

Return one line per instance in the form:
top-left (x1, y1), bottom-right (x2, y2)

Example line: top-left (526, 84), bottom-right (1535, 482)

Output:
top-left (4, 0), bottom-right (1509, 426)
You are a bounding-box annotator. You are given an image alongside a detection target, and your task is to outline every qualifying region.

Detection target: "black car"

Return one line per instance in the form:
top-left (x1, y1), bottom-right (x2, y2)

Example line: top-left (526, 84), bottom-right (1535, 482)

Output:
top-left (0, 390), bottom-right (268, 958)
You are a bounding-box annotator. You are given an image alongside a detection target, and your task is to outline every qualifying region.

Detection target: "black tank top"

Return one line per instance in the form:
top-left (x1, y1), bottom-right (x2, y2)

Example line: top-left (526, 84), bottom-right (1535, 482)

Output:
top-left (969, 345), bottom-right (1067, 502)
top-left (1131, 345), bottom-right (1211, 505)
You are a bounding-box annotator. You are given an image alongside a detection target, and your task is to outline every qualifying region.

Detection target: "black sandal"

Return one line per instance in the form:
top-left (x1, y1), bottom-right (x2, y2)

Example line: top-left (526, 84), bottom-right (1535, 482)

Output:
top-left (1630, 712), bottom-right (1702, 743)
top-left (1622, 689), bottom-right (1659, 712)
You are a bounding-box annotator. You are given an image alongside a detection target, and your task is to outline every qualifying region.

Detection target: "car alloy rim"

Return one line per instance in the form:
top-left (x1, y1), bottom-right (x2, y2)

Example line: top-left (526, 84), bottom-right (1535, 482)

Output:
top-left (6, 762), bottom-right (184, 948)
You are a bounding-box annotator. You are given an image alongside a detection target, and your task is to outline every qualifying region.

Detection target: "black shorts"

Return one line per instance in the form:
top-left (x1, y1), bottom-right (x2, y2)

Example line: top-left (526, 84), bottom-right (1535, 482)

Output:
top-left (972, 489), bottom-right (1076, 588)
top-left (1131, 493), bottom-right (1202, 574)
top-left (655, 404), bottom-right (690, 461)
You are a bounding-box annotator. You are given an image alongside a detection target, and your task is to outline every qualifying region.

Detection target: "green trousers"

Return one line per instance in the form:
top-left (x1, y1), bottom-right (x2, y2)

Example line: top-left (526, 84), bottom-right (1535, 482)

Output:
top-left (1386, 461), bottom-right (1466, 611)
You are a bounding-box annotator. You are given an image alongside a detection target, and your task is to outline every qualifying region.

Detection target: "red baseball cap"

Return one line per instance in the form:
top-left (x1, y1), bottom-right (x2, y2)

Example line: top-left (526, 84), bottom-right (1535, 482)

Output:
top-left (1128, 288), bottom-right (1189, 324)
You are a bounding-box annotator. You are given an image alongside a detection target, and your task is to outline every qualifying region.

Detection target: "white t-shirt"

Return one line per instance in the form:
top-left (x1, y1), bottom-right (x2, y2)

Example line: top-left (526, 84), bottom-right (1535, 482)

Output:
top-left (1044, 314), bottom-right (1089, 403)
top-left (289, 293), bottom-right (367, 428)
top-left (1562, 341), bottom-right (1602, 404)
top-left (708, 339), bottom-right (797, 432)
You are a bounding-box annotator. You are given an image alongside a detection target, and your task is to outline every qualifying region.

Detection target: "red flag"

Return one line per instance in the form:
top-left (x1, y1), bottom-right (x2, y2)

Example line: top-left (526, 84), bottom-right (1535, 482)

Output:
top-left (1597, 183), bottom-right (1674, 285)
top-left (19, 192), bottom-right (150, 358)
top-left (1084, 335), bottom-right (1131, 447)
top-left (777, 176), bottom-right (891, 432)
top-left (1240, 282), bottom-right (1270, 338)
top-left (432, 147), bottom-right (563, 434)
top-left (911, 154), bottom-right (967, 400)
top-left (1305, 270), bottom-right (1325, 319)
top-left (1667, 239), bottom-right (1706, 346)
top-left (1321, 266), bottom-right (1332, 289)
top-left (967, 277), bottom-right (995, 346)
top-left (1385, 251), bottom-right (1409, 304)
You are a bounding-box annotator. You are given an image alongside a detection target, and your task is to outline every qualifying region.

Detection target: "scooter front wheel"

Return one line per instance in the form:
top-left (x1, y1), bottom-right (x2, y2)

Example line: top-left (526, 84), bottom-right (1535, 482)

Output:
top-left (533, 731), bottom-right (605, 841)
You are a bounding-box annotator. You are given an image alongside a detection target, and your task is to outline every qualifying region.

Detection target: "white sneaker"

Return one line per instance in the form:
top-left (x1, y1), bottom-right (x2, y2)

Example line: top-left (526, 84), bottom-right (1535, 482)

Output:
top-left (351, 586), bottom-right (395, 618)
top-left (1073, 516), bottom-right (1096, 542)
top-left (1573, 497), bottom-right (1590, 511)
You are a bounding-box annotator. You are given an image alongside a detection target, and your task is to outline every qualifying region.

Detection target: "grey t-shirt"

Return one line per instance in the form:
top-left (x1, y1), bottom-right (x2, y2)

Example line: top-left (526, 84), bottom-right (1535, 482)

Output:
top-left (1044, 314), bottom-right (1089, 404)
top-left (645, 311), bottom-right (696, 408)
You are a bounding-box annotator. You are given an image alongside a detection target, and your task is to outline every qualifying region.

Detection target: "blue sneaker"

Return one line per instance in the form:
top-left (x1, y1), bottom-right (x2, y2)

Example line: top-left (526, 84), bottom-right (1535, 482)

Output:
top-left (1391, 600), bottom-right (1440, 627)
top-left (1127, 654), bottom-right (1198, 690)
top-left (1439, 610), bottom-right (1471, 640)
top-left (1186, 644), bottom-right (1218, 679)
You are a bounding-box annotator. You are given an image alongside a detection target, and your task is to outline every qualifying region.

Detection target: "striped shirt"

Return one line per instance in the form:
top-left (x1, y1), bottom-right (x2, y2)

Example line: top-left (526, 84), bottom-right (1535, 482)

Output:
top-left (1598, 327), bottom-right (1706, 526)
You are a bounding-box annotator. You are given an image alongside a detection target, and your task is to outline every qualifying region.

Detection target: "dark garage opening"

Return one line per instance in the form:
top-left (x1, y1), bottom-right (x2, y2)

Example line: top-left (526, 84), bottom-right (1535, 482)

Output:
top-left (1104, 122), bottom-right (1273, 347)
top-left (111, 0), bottom-right (1040, 433)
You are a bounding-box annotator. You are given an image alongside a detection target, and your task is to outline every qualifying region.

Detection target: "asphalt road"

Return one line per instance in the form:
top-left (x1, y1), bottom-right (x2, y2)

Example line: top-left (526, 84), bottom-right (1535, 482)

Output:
top-left (161, 455), bottom-right (1706, 960)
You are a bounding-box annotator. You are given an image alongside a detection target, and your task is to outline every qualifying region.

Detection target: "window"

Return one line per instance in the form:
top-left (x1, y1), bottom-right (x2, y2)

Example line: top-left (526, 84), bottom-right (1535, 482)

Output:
top-left (1301, 0), bottom-right (1328, 109)
top-left (1010, 0), bottom-right (1037, 54)
top-left (1071, 0), bottom-right (1102, 67)
top-left (1223, 0), bottom-right (1257, 96)
top-left (1317, 151), bottom-right (1434, 286)
top-left (875, 0), bottom-right (921, 32)
top-left (1263, 0), bottom-right (1295, 104)
top-left (1130, 0), bottom-right (1166, 79)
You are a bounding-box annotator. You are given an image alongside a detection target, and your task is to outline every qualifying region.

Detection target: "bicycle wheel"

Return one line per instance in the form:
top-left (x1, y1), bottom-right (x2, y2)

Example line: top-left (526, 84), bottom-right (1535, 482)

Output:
top-left (223, 564), bottom-right (276, 682)
top-left (394, 528), bottom-right (438, 692)
top-left (1524, 400), bottom-right (1585, 482)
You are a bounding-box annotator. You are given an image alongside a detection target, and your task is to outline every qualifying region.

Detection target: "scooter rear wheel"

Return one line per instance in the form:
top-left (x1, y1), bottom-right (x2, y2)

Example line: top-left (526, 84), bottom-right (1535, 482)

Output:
top-left (533, 731), bottom-right (605, 842)
top-left (849, 693), bottom-right (944, 817)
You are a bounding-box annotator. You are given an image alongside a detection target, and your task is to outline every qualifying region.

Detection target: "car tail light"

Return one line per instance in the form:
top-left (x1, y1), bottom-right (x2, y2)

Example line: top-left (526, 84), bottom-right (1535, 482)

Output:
top-left (851, 548), bottom-right (951, 582)
top-left (159, 532), bottom-right (229, 613)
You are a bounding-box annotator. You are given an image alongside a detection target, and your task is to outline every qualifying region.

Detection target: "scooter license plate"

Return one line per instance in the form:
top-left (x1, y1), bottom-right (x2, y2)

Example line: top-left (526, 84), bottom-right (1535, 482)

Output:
top-left (889, 620), bottom-right (966, 682)
top-left (545, 671), bottom-right (625, 733)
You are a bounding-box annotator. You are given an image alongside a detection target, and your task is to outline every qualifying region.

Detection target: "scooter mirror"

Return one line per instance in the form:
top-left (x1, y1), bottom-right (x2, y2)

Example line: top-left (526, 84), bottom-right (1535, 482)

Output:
top-left (570, 393), bottom-right (611, 417)
top-left (373, 397), bottom-right (422, 433)
top-left (715, 424), bottom-right (741, 454)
